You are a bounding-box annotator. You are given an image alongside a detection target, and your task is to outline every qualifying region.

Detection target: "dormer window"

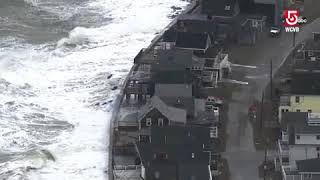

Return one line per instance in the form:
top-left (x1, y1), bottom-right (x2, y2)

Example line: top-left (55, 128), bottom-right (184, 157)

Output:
top-left (146, 118), bottom-right (152, 126)
top-left (225, 5), bottom-right (231, 11)
top-left (155, 152), bottom-right (168, 160)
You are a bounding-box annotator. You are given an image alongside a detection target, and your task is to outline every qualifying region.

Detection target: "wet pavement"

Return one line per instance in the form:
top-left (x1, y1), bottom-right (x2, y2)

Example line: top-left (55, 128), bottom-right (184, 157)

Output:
top-left (223, 18), bottom-right (320, 180)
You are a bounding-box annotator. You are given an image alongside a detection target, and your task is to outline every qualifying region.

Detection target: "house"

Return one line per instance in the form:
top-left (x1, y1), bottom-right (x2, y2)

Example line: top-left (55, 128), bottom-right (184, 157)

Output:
top-left (282, 158), bottom-right (320, 180)
top-left (152, 49), bottom-right (193, 71)
top-left (136, 126), bottom-right (218, 180)
top-left (175, 32), bottom-right (212, 53)
top-left (118, 96), bottom-right (187, 131)
top-left (201, 0), bottom-right (240, 17)
top-left (278, 72), bottom-right (320, 121)
top-left (176, 14), bottom-right (217, 35)
top-left (154, 83), bottom-right (194, 118)
top-left (137, 96), bottom-right (187, 130)
top-left (277, 112), bottom-right (320, 179)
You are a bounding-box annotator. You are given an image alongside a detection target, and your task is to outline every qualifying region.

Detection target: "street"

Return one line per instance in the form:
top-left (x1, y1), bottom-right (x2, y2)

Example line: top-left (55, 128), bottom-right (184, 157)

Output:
top-left (223, 18), bottom-right (320, 180)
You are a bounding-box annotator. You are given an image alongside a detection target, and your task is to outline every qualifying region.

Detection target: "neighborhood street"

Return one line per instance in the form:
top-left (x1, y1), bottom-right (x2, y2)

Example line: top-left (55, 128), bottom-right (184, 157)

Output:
top-left (223, 18), bottom-right (320, 180)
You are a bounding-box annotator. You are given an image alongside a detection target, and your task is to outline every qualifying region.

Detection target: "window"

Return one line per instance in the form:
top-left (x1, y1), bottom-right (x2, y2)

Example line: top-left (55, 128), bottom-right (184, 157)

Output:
top-left (296, 109), bottom-right (301, 112)
top-left (295, 96), bottom-right (300, 103)
top-left (317, 147), bottom-right (320, 151)
top-left (146, 118), bottom-right (152, 126)
top-left (285, 109), bottom-right (289, 112)
top-left (156, 152), bottom-right (168, 160)
top-left (225, 5), bottom-right (231, 10)
top-left (308, 51), bottom-right (314, 56)
top-left (317, 135), bottom-right (320, 140)
top-left (308, 109), bottom-right (312, 113)
top-left (192, 153), bottom-right (195, 158)
top-left (158, 118), bottom-right (164, 126)
top-left (281, 109), bottom-right (285, 112)
top-left (296, 135), bottom-right (300, 140)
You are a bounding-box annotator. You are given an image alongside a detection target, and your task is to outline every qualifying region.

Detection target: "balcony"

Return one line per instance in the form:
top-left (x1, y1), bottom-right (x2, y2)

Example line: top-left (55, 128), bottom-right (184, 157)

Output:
top-left (278, 140), bottom-right (289, 163)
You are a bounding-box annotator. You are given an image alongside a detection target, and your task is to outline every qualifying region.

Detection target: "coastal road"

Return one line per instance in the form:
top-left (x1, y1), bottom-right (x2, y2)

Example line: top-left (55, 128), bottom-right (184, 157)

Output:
top-left (223, 18), bottom-right (320, 180)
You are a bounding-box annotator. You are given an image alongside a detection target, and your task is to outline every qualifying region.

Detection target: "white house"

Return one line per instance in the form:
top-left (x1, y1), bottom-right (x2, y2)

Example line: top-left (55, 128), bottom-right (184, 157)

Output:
top-left (278, 112), bottom-right (320, 180)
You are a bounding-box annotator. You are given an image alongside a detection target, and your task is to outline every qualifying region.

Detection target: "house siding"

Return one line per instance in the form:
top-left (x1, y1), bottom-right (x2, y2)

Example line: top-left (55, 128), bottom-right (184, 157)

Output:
top-left (140, 108), bottom-right (169, 129)
top-left (279, 95), bottom-right (320, 120)
top-left (295, 134), bottom-right (320, 145)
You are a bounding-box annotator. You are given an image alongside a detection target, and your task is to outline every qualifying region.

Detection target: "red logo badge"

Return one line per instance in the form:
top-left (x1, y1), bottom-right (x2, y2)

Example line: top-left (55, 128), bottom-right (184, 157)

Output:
top-left (284, 10), bottom-right (299, 27)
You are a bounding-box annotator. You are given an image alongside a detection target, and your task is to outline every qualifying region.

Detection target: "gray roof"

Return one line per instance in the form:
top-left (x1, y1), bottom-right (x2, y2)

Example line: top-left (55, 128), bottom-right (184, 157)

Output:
top-left (175, 32), bottom-right (210, 51)
top-left (136, 126), bottom-right (214, 180)
top-left (138, 96), bottom-right (187, 124)
top-left (296, 158), bottom-right (320, 172)
top-left (177, 17), bottom-right (217, 35)
top-left (150, 126), bottom-right (212, 146)
top-left (282, 112), bottom-right (320, 135)
top-left (291, 72), bottom-right (320, 95)
top-left (136, 143), bottom-right (210, 165)
top-left (179, 164), bottom-right (211, 180)
top-left (201, 0), bottom-right (238, 16)
top-left (155, 84), bottom-right (192, 97)
top-left (159, 96), bottom-right (194, 116)
top-left (152, 70), bottom-right (193, 84)
top-left (153, 49), bottom-right (193, 71)
top-left (136, 143), bottom-right (211, 180)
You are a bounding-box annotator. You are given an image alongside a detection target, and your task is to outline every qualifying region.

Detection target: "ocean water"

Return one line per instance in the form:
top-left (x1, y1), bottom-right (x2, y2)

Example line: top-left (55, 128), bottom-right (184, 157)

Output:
top-left (0, 0), bottom-right (188, 179)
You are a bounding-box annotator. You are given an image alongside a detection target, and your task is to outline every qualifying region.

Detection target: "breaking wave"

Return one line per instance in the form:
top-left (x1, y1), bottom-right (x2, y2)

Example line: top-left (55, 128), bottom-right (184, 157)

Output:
top-left (0, 0), bottom-right (189, 179)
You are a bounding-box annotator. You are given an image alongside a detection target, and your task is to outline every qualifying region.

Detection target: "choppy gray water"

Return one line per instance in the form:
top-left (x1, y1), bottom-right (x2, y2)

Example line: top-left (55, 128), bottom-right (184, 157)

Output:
top-left (0, 0), bottom-right (187, 179)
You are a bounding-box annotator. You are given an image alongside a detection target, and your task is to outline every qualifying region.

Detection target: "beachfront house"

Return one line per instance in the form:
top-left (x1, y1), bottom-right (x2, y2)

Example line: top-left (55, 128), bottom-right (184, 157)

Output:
top-left (277, 112), bottom-right (320, 180)
top-left (137, 96), bottom-right (187, 131)
top-left (278, 72), bottom-right (320, 121)
top-left (136, 126), bottom-right (218, 180)
top-left (201, 0), bottom-right (240, 17)
top-left (175, 32), bottom-right (212, 54)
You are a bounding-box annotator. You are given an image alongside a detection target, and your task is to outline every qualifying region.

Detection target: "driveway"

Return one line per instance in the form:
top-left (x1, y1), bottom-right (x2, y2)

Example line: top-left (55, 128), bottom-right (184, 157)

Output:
top-left (223, 18), bottom-right (320, 180)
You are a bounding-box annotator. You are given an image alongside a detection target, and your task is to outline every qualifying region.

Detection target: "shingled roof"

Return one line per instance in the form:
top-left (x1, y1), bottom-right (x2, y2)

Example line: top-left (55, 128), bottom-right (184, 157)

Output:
top-left (201, 0), bottom-right (239, 17)
top-left (138, 96), bottom-right (187, 124)
top-left (175, 32), bottom-right (211, 51)
top-left (152, 49), bottom-right (193, 71)
top-left (296, 158), bottom-right (320, 172)
top-left (136, 126), bottom-right (213, 180)
top-left (291, 72), bottom-right (320, 95)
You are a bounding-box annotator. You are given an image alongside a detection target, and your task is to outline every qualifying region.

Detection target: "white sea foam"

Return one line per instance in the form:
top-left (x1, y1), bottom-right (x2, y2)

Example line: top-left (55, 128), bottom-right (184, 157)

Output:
top-left (0, 0), bottom-right (188, 179)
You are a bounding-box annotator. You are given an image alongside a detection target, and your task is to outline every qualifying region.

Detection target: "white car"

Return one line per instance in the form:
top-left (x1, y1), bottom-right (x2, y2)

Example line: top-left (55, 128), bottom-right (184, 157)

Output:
top-left (270, 27), bottom-right (281, 36)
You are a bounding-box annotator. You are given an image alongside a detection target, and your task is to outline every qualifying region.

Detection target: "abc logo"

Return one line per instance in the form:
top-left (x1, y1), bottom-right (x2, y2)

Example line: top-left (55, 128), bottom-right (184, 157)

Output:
top-left (284, 10), bottom-right (299, 27)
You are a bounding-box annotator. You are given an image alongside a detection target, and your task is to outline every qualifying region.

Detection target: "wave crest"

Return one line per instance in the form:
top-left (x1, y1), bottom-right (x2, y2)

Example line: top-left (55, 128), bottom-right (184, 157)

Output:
top-left (56, 27), bottom-right (92, 48)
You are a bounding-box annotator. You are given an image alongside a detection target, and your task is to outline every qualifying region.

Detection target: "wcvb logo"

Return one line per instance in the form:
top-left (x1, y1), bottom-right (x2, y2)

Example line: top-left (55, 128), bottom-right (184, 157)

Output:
top-left (284, 10), bottom-right (300, 32)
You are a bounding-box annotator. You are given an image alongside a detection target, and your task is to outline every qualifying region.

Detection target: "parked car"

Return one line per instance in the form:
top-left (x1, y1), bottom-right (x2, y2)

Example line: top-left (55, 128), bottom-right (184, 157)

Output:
top-left (270, 26), bottom-right (281, 37)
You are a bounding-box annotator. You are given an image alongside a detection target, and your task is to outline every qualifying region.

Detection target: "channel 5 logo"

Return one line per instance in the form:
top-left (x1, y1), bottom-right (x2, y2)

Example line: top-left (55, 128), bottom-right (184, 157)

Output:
top-left (284, 10), bottom-right (299, 27)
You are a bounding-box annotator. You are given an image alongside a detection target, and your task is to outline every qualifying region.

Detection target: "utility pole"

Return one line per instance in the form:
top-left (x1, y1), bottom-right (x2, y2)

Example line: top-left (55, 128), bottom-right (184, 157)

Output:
top-left (270, 60), bottom-right (273, 100)
top-left (260, 91), bottom-right (264, 130)
top-left (264, 144), bottom-right (267, 180)
top-left (293, 31), bottom-right (296, 47)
